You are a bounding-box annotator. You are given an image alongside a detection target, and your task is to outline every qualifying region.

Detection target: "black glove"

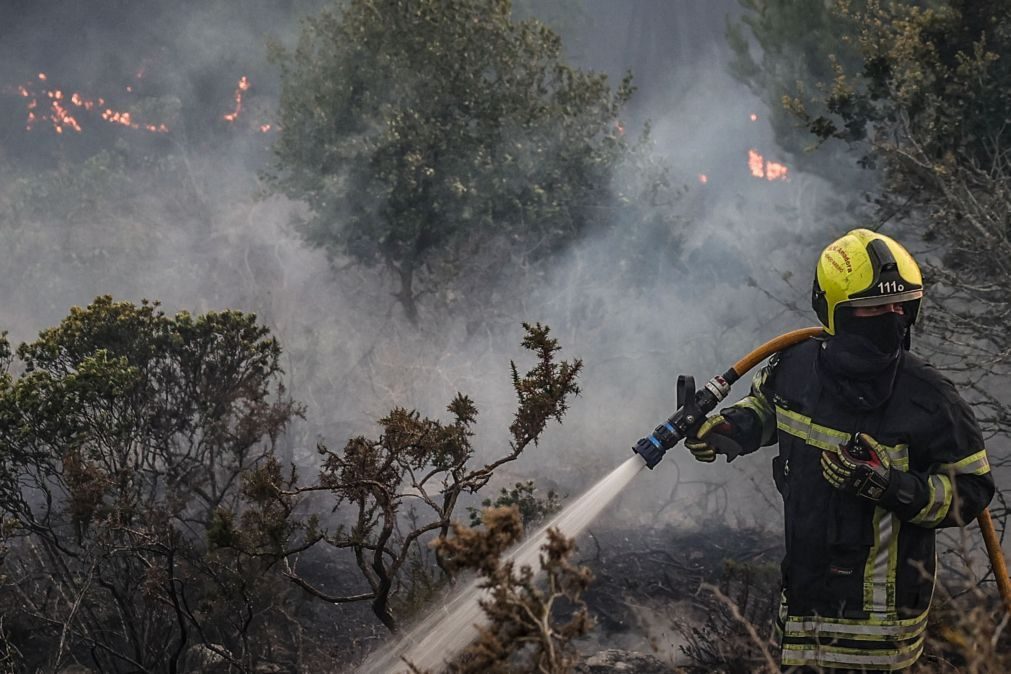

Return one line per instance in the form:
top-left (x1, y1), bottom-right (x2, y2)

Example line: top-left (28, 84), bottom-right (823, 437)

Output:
top-left (821, 432), bottom-right (892, 501)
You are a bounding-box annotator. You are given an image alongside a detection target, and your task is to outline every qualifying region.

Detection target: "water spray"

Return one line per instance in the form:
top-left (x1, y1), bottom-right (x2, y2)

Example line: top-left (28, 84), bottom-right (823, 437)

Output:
top-left (361, 327), bottom-right (819, 672)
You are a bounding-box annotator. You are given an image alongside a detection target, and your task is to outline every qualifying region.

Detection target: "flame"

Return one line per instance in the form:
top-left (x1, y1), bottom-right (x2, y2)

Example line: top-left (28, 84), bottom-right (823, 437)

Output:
top-left (15, 73), bottom-right (168, 135)
top-left (765, 160), bottom-right (788, 181)
top-left (748, 149), bottom-right (765, 178)
top-left (50, 96), bottom-right (82, 134)
top-left (750, 113), bottom-right (759, 122)
top-left (748, 149), bottom-right (789, 182)
top-left (101, 109), bottom-right (168, 133)
top-left (698, 174), bottom-right (708, 184)
top-left (223, 76), bottom-right (250, 122)
top-left (9, 71), bottom-right (272, 137)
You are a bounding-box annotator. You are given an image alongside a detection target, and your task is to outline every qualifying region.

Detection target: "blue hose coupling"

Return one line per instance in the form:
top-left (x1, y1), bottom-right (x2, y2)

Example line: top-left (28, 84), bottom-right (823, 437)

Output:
top-left (633, 435), bottom-right (666, 469)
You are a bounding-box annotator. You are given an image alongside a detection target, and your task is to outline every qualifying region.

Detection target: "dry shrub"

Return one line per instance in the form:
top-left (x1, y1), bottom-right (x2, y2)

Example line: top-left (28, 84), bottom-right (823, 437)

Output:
top-left (430, 506), bottom-right (594, 674)
top-left (677, 558), bottom-right (781, 674)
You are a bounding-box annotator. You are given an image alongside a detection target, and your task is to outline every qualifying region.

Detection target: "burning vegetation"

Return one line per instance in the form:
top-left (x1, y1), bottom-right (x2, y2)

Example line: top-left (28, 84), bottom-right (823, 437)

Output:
top-left (16, 72), bottom-right (168, 134)
top-left (9, 71), bottom-right (273, 136)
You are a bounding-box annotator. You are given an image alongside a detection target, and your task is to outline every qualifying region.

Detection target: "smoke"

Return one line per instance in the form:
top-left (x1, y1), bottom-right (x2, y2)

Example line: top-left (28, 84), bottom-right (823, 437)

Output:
top-left (0, 0), bottom-right (872, 524)
top-left (0, 0), bottom-right (877, 663)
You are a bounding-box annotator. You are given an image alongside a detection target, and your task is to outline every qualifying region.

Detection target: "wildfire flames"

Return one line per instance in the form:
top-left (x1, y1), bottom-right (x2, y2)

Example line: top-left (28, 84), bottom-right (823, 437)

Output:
top-left (744, 112), bottom-right (789, 181)
top-left (16, 72), bottom-right (168, 135)
top-left (748, 148), bottom-right (789, 182)
top-left (9, 72), bottom-right (274, 136)
top-left (223, 76), bottom-right (250, 123)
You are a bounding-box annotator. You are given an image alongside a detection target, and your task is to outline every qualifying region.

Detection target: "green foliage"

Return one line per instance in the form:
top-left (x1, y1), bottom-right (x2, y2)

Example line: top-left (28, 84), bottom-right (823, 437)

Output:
top-left (792, 0), bottom-right (1011, 180)
top-left (728, 0), bottom-right (864, 166)
top-left (0, 297), bottom-right (302, 672)
top-left (778, 2), bottom-right (1011, 442)
top-left (468, 480), bottom-right (561, 527)
top-left (268, 0), bottom-right (637, 321)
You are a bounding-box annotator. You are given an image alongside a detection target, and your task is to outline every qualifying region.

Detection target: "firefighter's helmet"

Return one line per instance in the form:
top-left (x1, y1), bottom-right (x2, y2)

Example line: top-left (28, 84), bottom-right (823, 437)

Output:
top-left (812, 229), bottom-right (923, 335)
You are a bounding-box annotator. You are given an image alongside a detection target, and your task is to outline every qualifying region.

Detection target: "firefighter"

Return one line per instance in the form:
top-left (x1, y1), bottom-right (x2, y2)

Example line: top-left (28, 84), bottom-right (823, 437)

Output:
top-left (686, 229), bottom-right (995, 671)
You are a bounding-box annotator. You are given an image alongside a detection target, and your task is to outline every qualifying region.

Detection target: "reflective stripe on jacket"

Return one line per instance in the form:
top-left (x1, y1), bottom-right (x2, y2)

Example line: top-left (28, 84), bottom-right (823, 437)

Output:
top-left (725, 336), bottom-right (994, 671)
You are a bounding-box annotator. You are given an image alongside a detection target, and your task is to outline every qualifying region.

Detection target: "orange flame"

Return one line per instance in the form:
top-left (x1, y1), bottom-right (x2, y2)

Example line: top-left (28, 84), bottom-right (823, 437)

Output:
top-left (50, 97), bottom-right (82, 134)
top-left (750, 113), bottom-right (759, 122)
top-left (10, 72), bottom-right (272, 137)
top-left (748, 149), bottom-right (789, 182)
top-left (698, 174), bottom-right (709, 184)
top-left (765, 160), bottom-right (788, 181)
top-left (223, 76), bottom-right (250, 122)
top-left (15, 73), bottom-right (168, 135)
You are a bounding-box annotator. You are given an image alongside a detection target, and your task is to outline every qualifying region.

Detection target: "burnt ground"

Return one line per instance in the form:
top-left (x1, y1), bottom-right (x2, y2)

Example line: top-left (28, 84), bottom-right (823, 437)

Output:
top-left (573, 522), bottom-right (784, 672)
top-left (331, 520), bottom-right (1010, 673)
top-left (324, 521), bottom-right (784, 672)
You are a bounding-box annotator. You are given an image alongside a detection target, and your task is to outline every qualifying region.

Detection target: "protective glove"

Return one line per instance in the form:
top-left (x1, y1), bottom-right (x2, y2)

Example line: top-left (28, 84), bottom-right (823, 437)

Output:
top-left (684, 414), bottom-right (733, 463)
top-left (821, 432), bottom-right (892, 501)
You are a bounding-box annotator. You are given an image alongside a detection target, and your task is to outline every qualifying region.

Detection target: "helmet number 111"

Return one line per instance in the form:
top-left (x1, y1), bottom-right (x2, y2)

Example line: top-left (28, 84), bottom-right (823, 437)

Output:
top-left (878, 281), bottom-right (904, 294)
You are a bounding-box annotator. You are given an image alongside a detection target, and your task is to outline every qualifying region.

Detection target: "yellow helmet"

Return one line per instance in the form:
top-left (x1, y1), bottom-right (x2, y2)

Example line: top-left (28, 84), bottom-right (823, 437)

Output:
top-left (812, 229), bottom-right (923, 335)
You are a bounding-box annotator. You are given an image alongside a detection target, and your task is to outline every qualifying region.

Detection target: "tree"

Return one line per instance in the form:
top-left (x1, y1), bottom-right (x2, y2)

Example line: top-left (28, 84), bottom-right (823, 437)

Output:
top-left (726, 0), bottom-right (865, 173)
top-left (0, 297), bottom-right (303, 672)
top-left (267, 0), bottom-right (636, 322)
top-left (225, 323), bottom-right (582, 632)
top-left (782, 0), bottom-right (1011, 446)
top-left (736, 0), bottom-right (1011, 566)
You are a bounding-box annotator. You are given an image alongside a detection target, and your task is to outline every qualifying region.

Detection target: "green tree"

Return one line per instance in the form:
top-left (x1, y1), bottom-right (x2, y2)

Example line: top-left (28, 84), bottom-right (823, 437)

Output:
top-left (736, 0), bottom-right (1011, 584)
top-left (781, 1), bottom-right (1011, 445)
top-left (0, 297), bottom-right (304, 672)
top-left (267, 0), bottom-right (636, 322)
top-left (727, 0), bottom-right (864, 170)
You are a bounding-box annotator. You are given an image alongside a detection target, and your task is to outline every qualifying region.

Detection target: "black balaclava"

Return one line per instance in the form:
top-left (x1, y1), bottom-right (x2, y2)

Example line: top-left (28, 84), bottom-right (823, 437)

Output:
top-left (818, 309), bottom-right (908, 411)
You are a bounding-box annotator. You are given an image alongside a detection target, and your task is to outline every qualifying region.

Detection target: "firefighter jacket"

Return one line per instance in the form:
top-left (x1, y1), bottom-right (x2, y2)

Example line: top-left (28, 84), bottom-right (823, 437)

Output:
top-left (723, 336), bottom-right (994, 671)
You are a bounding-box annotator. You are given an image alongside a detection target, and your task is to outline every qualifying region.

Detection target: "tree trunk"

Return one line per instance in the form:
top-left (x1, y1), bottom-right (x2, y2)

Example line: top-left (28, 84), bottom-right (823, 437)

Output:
top-left (394, 261), bottom-right (419, 325)
top-left (372, 588), bottom-right (397, 633)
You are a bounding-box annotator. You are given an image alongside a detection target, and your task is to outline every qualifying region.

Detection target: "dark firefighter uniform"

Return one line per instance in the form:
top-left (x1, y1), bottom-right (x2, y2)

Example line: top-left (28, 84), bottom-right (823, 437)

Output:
top-left (687, 229), bottom-right (995, 671)
top-left (730, 339), bottom-right (993, 670)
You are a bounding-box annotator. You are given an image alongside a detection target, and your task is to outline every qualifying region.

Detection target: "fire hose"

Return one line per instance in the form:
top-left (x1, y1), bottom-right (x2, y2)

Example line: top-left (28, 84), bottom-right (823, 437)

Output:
top-left (631, 326), bottom-right (1011, 613)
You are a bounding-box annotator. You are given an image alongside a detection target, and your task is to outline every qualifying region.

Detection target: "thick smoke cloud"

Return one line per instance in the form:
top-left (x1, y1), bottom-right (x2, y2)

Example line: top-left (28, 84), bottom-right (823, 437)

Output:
top-left (0, 0), bottom-right (872, 598)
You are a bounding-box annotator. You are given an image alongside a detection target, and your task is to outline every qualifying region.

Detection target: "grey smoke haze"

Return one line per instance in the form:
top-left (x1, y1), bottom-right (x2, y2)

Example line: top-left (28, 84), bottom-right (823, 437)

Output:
top-left (0, 1), bottom-right (880, 662)
top-left (0, 0), bottom-right (867, 520)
